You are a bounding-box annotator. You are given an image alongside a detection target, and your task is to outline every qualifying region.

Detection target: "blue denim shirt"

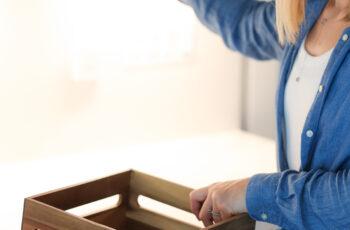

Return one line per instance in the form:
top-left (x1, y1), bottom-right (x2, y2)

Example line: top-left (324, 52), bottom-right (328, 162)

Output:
top-left (184, 0), bottom-right (350, 229)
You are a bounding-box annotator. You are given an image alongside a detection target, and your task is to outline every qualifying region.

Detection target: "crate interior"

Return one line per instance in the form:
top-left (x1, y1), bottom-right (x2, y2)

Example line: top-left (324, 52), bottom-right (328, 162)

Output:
top-left (27, 170), bottom-right (197, 230)
top-left (86, 210), bottom-right (160, 230)
top-left (83, 205), bottom-right (161, 230)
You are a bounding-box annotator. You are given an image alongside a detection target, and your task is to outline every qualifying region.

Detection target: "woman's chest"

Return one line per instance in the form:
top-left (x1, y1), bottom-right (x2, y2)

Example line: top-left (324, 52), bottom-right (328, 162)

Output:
top-left (292, 54), bottom-right (350, 171)
top-left (311, 58), bottom-right (350, 169)
top-left (277, 37), bottom-right (350, 171)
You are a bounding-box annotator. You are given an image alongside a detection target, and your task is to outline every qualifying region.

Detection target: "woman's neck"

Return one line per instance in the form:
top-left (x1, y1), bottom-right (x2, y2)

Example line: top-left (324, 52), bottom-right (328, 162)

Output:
top-left (328, 0), bottom-right (350, 21)
top-left (332, 0), bottom-right (350, 11)
top-left (305, 0), bottom-right (350, 56)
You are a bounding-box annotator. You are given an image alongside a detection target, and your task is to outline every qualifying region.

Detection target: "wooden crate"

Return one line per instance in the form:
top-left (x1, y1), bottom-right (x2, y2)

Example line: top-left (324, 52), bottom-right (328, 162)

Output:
top-left (22, 170), bottom-right (255, 230)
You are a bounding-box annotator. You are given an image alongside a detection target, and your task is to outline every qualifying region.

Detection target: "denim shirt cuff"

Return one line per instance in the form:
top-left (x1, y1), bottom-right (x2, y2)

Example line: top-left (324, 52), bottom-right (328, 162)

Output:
top-left (246, 173), bottom-right (282, 226)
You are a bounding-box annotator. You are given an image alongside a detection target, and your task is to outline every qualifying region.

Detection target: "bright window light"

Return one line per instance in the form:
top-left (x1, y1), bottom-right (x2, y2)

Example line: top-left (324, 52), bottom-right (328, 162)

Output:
top-left (52, 0), bottom-right (196, 80)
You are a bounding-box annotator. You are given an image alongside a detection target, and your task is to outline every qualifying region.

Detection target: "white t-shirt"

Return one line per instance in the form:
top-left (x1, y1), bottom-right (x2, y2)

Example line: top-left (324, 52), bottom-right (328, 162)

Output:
top-left (284, 40), bottom-right (333, 171)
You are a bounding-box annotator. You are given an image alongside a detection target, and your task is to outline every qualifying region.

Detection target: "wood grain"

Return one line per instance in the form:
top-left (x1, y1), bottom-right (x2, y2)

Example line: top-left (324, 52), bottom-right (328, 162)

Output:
top-left (85, 206), bottom-right (127, 229)
top-left (206, 214), bottom-right (255, 230)
top-left (22, 198), bottom-right (114, 230)
top-left (127, 208), bottom-right (198, 230)
top-left (129, 170), bottom-right (192, 212)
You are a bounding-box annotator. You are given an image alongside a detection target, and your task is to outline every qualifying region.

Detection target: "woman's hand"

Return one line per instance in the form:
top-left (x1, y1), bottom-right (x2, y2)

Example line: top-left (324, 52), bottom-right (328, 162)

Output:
top-left (189, 178), bottom-right (250, 227)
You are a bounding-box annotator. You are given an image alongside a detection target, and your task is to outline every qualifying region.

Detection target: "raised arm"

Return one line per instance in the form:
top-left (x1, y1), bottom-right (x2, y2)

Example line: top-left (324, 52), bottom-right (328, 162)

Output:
top-left (181, 0), bottom-right (283, 60)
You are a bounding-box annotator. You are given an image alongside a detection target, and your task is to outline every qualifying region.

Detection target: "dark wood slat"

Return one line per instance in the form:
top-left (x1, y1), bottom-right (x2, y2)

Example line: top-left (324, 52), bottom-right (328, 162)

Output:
top-left (85, 206), bottom-right (127, 229)
top-left (23, 198), bottom-right (115, 230)
top-left (206, 214), bottom-right (255, 230)
top-left (22, 218), bottom-right (57, 230)
top-left (33, 170), bottom-right (131, 210)
top-left (125, 218), bottom-right (160, 230)
top-left (126, 208), bottom-right (198, 230)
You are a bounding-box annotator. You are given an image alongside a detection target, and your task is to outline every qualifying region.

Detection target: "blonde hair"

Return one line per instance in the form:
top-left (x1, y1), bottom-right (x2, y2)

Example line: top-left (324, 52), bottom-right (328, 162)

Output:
top-left (276, 0), bottom-right (306, 43)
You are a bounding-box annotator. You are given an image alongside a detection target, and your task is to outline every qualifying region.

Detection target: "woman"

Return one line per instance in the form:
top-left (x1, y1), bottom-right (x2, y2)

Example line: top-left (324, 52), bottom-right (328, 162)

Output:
top-left (180, 0), bottom-right (350, 229)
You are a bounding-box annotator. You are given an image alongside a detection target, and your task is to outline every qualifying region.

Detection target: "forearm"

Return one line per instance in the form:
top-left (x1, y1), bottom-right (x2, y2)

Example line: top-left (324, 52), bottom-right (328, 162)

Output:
top-left (246, 169), bottom-right (350, 229)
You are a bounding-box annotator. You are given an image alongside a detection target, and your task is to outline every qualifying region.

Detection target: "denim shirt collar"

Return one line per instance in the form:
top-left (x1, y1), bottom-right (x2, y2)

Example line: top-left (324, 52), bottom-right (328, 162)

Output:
top-left (297, 0), bottom-right (328, 49)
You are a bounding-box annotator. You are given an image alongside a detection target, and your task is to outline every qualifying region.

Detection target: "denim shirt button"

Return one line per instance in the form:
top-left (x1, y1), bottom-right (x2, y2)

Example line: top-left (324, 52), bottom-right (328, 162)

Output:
top-left (342, 34), bottom-right (349, 42)
top-left (261, 213), bottom-right (268, 221)
top-left (318, 85), bottom-right (324, 93)
top-left (306, 130), bottom-right (314, 138)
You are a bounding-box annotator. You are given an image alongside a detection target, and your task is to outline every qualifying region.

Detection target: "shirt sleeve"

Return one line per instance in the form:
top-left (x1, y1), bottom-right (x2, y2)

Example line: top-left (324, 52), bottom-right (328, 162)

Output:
top-left (181, 0), bottom-right (283, 60)
top-left (246, 169), bottom-right (350, 229)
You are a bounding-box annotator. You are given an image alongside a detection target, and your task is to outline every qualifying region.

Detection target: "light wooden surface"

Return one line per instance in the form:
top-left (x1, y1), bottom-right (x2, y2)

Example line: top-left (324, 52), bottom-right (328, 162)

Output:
top-left (1, 130), bottom-right (277, 229)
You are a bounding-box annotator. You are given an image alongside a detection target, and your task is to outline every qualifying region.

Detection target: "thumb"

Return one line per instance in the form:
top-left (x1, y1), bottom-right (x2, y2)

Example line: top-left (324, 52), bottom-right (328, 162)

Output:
top-left (190, 186), bottom-right (209, 219)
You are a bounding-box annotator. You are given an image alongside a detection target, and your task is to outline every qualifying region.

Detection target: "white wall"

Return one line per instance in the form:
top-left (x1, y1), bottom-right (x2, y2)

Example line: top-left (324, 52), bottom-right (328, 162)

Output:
top-left (0, 0), bottom-right (243, 161)
top-left (241, 0), bottom-right (279, 140)
top-left (242, 59), bottom-right (280, 139)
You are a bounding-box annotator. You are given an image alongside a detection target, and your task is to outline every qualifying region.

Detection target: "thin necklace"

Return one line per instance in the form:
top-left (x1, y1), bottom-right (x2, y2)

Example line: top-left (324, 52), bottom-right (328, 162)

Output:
top-left (295, 42), bottom-right (309, 83)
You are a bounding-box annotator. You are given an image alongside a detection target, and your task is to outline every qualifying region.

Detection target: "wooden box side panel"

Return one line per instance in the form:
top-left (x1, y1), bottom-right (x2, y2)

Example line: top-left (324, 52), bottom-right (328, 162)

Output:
top-left (32, 171), bottom-right (131, 211)
top-left (129, 171), bottom-right (255, 230)
top-left (23, 218), bottom-right (57, 230)
top-left (129, 170), bottom-right (192, 212)
top-left (22, 198), bottom-right (115, 230)
top-left (127, 171), bottom-right (200, 229)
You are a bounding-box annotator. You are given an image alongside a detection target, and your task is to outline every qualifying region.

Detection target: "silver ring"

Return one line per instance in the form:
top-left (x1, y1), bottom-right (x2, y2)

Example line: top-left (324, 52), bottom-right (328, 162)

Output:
top-left (208, 210), bottom-right (221, 217)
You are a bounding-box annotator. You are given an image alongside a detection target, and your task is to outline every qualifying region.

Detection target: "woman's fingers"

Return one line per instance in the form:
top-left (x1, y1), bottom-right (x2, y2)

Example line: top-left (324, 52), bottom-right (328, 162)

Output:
top-left (189, 187), bottom-right (209, 220)
top-left (190, 199), bottom-right (202, 220)
top-left (199, 195), bottom-right (213, 227)
top-left (211, 201), bottom-right (223, 223)
top-left (190, 179), bottom-right (250, 226)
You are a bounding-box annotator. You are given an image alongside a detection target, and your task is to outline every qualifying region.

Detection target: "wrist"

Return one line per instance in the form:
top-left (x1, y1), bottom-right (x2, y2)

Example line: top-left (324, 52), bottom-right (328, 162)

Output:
top-left (240, 178), bottom-right (251, 213)
top-left (228, 178), bottom-right (250, 213)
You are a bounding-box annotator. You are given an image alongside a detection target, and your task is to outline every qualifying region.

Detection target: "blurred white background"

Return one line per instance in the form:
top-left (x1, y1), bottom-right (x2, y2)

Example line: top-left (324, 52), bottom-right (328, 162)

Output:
top-left (0, 0), bottom-right (245, 161)
top-left (0, 0), bottom-right (279, 229)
